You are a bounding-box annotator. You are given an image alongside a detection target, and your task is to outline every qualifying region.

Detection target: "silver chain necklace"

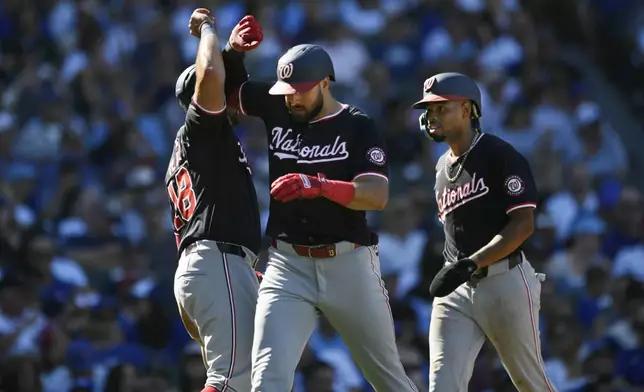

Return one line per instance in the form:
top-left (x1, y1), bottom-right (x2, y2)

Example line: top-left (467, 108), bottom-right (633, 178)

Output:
top-left (445, 131), bottom-right (481, 183)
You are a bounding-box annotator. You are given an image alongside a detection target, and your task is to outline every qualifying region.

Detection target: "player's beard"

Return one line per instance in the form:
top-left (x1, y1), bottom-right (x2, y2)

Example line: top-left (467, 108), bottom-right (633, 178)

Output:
top-left (288, 88), bottom-right (324, 123)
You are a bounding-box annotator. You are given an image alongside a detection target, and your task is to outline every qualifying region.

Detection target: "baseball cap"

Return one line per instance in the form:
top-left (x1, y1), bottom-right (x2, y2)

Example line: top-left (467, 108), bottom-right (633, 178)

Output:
top-left (268, 44), bottom-right (335, 95)
top-left (412, 72), bottom-right (482, 116)
top-left (175, 64), bottom-right (197, 112)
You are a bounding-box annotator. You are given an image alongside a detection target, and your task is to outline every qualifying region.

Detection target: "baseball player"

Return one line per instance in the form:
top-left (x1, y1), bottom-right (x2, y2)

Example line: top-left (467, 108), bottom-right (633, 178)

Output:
top-left (412, 72), bottom-right (556, 391)
top-left (168, 10), bottom-right (263, 392)
top-left (225, 45), bottom-right (418, 391)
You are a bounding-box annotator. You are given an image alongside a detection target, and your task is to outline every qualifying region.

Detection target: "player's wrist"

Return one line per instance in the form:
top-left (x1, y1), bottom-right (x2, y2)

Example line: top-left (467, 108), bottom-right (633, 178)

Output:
top-left (319, 177), bottom-right (355, 206)
top-left (200, 20), bottom-right (215, 37)
top-left (226, 38), bottom-right (240, 52)
top-left (467, 254), bottom-right (484, 269)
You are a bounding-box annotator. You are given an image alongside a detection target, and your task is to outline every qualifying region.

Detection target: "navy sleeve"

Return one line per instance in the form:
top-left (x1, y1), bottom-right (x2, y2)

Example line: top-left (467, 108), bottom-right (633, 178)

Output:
top-left (495, 142), bottom-right (538, 214)
top-left (349, 114), bottom-right (389, 182)
top-left (222, 45), bottom-right (248, 99)
top-left (183, 98), bottom-right (227, 135)
top-left (238, 80), bottom-right (282, 119)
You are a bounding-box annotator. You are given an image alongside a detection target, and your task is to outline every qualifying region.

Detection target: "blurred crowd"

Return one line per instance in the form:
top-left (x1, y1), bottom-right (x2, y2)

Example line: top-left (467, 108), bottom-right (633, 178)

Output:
top-left (1, 0), bottom-right (644, 391)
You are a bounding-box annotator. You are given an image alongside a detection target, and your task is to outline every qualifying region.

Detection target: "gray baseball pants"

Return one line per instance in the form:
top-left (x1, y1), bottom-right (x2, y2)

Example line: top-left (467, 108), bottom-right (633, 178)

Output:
top-left (174, 240), bottom-right (260, 392)
top-left (250, 239), bottom-right (418, 392)
top-left (429, 255), bottom-right (557, 392)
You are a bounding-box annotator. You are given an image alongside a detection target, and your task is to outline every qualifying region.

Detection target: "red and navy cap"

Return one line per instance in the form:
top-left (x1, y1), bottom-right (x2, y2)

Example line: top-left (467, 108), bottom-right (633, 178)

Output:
top-left (269, 44), bottom-right (335, 95)
top-left (412, 72), bottom-right (482, 117)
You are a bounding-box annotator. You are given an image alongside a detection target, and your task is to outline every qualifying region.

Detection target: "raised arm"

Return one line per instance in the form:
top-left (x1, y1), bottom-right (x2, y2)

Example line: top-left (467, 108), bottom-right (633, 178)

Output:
top-left (188, 8), bottom-right (226, 113)
top-left (222, 15), bottom-right (263, 101)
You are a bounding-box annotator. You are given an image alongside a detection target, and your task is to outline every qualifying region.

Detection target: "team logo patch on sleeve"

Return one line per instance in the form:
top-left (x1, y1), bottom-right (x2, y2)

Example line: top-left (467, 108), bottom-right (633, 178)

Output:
top-left (367, 147), bottom-right (386, 166)
top-left (504, 175), bottom-right (525, 196)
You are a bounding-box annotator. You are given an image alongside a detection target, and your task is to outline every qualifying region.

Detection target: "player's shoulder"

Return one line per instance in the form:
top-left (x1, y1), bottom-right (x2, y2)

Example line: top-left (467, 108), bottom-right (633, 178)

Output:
top-left (240, 80), bottom-right (278, 103)
top-left (185, 100), bottom-right (229, 131)
top-left (435, 150), bottom-right (449, 171)
top-left (341, 105), bottom-right (378, 132)
top-left (480, 133), bottom-right (524, 157)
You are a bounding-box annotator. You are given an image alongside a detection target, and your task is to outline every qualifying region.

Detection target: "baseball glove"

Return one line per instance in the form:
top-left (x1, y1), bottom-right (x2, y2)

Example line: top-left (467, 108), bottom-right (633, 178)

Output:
top-left (429, 258), bottom-right (477, 297)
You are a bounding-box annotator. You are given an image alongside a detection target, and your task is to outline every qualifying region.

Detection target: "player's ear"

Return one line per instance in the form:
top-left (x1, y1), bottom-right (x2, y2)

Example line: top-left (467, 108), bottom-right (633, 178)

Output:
top-left (462, 101), bottom-right (471, 120)
top-left (320, 77), bottom-right (330, 90)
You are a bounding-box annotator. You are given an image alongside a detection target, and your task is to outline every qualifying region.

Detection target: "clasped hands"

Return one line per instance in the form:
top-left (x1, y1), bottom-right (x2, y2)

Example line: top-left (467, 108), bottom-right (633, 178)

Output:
top-left (189, 8), bottom-right (263, 51)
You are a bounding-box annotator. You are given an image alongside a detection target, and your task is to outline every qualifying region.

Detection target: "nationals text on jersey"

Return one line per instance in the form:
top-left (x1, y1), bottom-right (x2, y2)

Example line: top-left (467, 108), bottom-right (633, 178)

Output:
top-left (269, 126), bottom-right (350, 163)
top-left (436, 172), bottom-right (490, 217)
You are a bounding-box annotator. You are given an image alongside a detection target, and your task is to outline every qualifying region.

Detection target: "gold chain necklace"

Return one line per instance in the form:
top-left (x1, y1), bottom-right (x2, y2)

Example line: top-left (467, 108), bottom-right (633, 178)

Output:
top-left (445, 132), bottom-right (481, 183)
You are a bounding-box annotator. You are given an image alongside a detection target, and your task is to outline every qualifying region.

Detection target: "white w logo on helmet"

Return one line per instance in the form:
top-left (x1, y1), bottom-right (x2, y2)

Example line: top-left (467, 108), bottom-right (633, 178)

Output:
top-left (278, 63), bottom-right (294, 80)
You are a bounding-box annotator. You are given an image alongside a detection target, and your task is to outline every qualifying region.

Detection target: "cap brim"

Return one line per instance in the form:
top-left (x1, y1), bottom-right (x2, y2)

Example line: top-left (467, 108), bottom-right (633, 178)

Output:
top-left (268, 81), bottom-right (319, 95)
top-left (412, 94), bottom-right (469, 109)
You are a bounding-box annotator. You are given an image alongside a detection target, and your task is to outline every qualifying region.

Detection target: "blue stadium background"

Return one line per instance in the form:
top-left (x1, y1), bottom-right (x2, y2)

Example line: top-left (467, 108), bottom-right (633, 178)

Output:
top-left (1, 0), bottom-right (644, 391)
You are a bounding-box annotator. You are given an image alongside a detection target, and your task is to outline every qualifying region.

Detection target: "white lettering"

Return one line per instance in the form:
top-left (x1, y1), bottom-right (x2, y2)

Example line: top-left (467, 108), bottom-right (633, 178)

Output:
top-left (436, 172), bottom-right (490, 219)
top-left (297, 135), bottom-right (349, 163)
top-left (269, 127), bottom-right (350, 163)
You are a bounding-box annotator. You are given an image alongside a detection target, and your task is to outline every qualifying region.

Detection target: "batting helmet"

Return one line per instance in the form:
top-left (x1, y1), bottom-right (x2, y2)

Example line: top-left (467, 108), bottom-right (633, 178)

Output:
top-left (412, 72), bottom-right (482, 118)
top-left (268, 44), bottom-right (335, 95)
top-left (175, 64), bottom-right (197, 112)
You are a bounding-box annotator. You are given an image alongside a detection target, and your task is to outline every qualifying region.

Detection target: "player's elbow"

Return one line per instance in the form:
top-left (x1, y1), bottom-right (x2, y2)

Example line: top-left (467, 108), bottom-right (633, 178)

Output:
top-left (522, 219), bottom-right (535, 238)
top-left (372, 190), bottom-right (389, 210)
top-left (365, 179), bottom-right (389, 210)
top-left (351, 176), bottom-right (388, 210)
top-left (509, 208), bottom-right (535, 239)
top-left (365, 186), bottom-right (388, 211)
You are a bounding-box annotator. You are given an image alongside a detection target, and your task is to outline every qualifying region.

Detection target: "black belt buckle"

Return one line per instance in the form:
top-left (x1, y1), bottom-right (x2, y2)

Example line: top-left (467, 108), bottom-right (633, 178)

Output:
top-left (217, 243), bottom-right (246, 258)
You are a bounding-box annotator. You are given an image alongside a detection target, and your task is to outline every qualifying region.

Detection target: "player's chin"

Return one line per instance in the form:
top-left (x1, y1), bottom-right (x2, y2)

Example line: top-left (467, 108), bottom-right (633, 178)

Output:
top-left (289, 108), bottom-right (310, 122)
top-left (428, 127), bottom-right (445, 138)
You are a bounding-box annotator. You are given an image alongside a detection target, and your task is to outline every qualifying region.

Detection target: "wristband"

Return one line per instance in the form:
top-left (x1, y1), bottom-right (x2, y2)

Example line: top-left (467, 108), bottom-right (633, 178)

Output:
top-left (320, 178), bottom-right (355, 206)
top-left (200, 20), bottom-right (215, 37)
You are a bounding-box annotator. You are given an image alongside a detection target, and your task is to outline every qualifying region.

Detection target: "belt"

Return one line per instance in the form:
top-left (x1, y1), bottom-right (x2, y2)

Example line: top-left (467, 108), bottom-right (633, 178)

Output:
top-left (216, 243), bottom-right (246, 259)
top-left (471, 251), bottom-right (522, 280)
top-left (272, 239), bottom-right (360, 259)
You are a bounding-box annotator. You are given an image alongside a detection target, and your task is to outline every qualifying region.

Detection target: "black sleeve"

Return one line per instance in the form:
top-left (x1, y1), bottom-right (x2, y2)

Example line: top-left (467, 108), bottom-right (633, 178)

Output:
top-left (222, 43), bottom-right (249, 99)
top-left (238, 80), bottom-right (282, 119)
top-left (184, 98), bottom-right (227, 135)
top-left (495, 142), bottom-right (538, 214)
top-left (349, 115), bottom-right (390, 182)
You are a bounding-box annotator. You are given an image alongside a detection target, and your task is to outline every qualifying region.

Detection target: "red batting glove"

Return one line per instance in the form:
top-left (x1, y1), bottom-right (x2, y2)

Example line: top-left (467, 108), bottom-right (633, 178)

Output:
top-left (255, 271), bottom-right (263, 283)
top-left (229, 15), bottom-right (263, 52)
top-left (270, 173), bottom-right (322, 202)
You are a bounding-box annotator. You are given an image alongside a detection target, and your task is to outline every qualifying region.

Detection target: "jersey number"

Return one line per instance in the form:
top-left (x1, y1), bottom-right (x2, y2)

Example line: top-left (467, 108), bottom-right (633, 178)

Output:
top-left (168, 167), bottom-right (197, 231)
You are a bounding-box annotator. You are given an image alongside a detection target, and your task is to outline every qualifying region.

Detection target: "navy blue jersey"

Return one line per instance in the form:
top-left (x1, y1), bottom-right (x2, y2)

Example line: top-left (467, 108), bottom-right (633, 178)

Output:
top-left (165, 100), bottom-right (261, 255)
top-left (434, 133), bottom-right (537, 262)
top-left (239, 81), bottom-right (389, 246)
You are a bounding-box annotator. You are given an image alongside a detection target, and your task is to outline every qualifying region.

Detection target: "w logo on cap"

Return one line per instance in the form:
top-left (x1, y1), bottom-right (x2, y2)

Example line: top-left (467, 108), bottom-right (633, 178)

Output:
top-left (278, 63), bottom-right (294, 80)
top-left (424, 77), bottom-right (435, 93)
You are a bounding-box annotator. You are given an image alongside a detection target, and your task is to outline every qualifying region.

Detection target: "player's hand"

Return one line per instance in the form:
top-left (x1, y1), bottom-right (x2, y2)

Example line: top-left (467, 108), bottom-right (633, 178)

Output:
top-left (270, 173), bottom-right (323, 202)
top-left (429, 258), bottom-right (477, 298)
top-left (229, 15), bottom-right (263, 52)
top-left (255, 270), bottom-right (264, 283)
top-left (189, 8), bottom-right (215, 38)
